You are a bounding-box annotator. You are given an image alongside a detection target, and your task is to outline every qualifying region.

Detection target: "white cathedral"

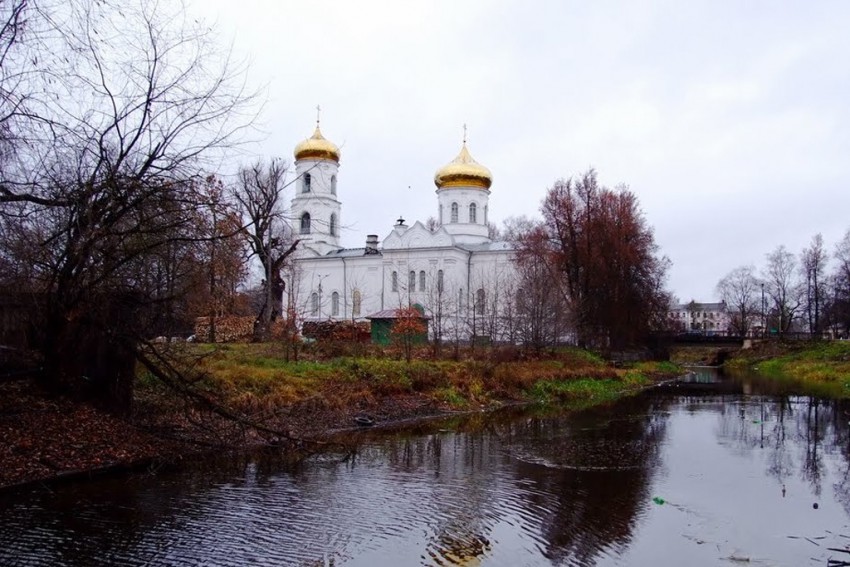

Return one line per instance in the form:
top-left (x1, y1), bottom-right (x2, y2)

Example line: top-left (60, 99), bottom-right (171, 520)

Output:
top-left (285, 120), bottom-right (518, 339)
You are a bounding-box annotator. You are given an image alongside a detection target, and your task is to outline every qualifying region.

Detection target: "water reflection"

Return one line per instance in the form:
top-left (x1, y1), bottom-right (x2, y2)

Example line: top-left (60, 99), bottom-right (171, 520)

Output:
top-left (502, 396), bottom-right (670, 565)
top-left (713, 390), bottom-right (850, 512)
top-left (2, 371), bottom-right (850, 566)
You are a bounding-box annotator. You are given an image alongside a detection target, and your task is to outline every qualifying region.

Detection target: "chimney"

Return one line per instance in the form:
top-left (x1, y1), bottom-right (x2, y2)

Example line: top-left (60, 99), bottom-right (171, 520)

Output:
top-left (365, 234), bottom-right (379, 254)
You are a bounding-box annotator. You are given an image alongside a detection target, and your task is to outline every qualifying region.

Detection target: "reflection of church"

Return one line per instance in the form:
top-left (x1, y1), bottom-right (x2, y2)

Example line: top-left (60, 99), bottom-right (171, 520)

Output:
top-left (286, 119), bottom-right (516, 334)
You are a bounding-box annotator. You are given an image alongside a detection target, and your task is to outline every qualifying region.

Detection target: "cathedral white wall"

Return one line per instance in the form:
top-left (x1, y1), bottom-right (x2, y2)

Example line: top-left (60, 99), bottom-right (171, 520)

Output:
top-left (291, 245), bottom-right (518, 341)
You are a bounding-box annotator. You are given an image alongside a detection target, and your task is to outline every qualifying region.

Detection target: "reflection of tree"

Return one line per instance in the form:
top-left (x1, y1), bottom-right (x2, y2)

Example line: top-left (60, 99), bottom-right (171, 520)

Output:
top-left (505, 395), bottom-right (671, 565)
top-left (829, 399), bottom-right (850, 517)
top-left (801, 398), bottom-right (825, 496)
top-left (766, 395), bottom-right (793, 487)
top-left (715, 390), bottom-right (850, 508)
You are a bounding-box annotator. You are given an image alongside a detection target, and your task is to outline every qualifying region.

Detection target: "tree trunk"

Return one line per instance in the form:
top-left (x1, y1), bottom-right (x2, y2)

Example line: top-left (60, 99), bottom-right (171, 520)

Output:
top-left (40, 295), bottom-right (137, 416)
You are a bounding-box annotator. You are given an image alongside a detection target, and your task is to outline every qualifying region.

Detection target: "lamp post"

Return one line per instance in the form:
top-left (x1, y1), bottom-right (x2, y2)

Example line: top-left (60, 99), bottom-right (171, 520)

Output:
top-left (761, 282), bottom-right (766, 338)
top-left (317, 274), bottom-right (328, 320)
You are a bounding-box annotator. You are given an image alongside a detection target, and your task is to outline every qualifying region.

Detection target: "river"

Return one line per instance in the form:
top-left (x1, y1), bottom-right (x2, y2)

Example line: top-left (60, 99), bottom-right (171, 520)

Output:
top-left (2, 368), bottom-right (850, 566)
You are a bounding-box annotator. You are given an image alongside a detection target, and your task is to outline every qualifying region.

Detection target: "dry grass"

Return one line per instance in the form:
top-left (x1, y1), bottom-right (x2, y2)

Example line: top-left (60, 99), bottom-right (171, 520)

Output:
top-left (140, 343), bottom-right (680, 415)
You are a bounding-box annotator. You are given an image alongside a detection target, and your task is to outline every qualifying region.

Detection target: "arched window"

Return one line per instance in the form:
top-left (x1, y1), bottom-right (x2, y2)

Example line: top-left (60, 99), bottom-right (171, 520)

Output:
top-left (310, 292), bottom-right (319, 316)
top-left (391, 271), bottom-right (398, 292)
top-left (352, 290), bottom-right (362, 317)
top-left (300, 212), bottom-right (311, 234)
top-left (303, 172), bottom-right (311, 193)
top-left (484, 205), bottom-right (488, 225)
top-left (409, 271), bottom-right (416, 291)
top-left (437, 270), bottom-right (444, 293)
top-left (439, 205), bottom-right (443, 225)
top-left (469, 202), bottom-right (477, 224)
top-left (476, 288), bottom-right (485, 315)
top-left (419, 271), bottom-right (426, 291)
top-left (329, 213), bottom-right (337, 237)
top-left (451, 202), bottom-right (459, 223)
top-left (331, 175), bottom-right (337, 195)
top-left (331, 292), bottom-right (340, 316)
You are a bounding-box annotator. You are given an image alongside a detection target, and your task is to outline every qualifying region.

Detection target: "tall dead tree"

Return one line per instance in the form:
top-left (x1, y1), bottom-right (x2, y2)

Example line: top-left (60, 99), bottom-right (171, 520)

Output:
top-left (831, 229), bottom-right (850, 335)
top-left (232, 159), bottom-right (300, 341)
top-left (763, 245), bottom-right (802, 337)
top-left (800, 233), bottom-right (828, 336)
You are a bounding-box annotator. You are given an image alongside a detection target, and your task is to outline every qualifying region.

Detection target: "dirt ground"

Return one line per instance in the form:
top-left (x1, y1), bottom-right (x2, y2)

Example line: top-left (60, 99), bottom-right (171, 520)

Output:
top-left (0, 380), bottom-right (192, 489)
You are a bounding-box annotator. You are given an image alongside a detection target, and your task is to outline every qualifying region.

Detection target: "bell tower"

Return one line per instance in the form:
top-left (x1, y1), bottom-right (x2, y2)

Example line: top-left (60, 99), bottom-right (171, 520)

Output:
top-left (290, 107), bottom-right (342, 256)
top-left (434, 126), bottom-right (492, 244)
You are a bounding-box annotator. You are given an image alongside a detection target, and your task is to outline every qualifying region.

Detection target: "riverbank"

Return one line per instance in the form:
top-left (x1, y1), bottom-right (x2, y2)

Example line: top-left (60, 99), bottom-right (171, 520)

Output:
top-left (1, 344), bottom-right (681, 490)
top-left (725, 340), bottom-right (850, 396)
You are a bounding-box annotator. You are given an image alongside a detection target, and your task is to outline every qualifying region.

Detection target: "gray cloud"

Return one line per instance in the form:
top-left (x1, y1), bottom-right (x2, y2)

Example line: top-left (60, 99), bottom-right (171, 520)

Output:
top-left (199, 0), bottom-right (850, 301)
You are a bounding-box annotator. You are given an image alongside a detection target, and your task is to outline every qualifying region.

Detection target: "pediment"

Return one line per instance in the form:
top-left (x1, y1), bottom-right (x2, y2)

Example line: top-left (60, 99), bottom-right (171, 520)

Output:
top-left (382, 221), bottom-right (454, 250)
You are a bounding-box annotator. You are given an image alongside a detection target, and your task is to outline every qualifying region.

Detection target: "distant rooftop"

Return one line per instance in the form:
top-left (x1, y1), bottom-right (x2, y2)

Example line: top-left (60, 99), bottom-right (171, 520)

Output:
top-left (323, 247), bottom-right (381, 258)
top-left (670, 301), bottom-right (727, 311)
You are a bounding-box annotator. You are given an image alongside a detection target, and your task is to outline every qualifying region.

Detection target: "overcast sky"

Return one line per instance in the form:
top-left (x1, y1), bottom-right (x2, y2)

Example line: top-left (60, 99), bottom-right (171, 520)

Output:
top-left (197, 0), bottom-right (850, 303)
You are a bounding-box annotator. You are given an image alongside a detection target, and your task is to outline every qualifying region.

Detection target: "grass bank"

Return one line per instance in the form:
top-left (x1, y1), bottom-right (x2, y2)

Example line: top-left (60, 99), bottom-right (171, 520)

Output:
top-left (136, 344), bottom-right (681, 440)
top-left (726, 340), bottom-right (850, 396)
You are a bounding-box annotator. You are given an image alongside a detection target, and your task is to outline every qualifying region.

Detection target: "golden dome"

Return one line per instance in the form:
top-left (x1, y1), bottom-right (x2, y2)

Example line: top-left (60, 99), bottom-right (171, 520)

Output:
top-left (294, 125), bottom-right (340, 163)
top-left (434, 143), bottom-right (492, 190)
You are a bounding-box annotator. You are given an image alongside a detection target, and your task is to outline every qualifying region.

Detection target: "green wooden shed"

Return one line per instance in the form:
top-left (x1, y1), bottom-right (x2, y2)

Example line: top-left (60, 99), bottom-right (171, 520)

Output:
top-left (365, 306), bottom-right (430, 346)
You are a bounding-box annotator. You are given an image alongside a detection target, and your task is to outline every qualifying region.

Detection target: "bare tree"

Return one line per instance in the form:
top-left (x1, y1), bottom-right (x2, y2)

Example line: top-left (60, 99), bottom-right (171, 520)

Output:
top-left (716, 265), bottom-right (760, 336)
top-left (486, 221), bottom-right (502, 241)
top-left (0, 0), bottom-right (256, 412)
top-left (423, 266), bottom-right (451, 355)
top-left (800, 233), bottom-right (828, 336)
top-left (763, 245), bottom-right (802, 337)
top-left (232, 159), bottom-right (299, 341)
top-left (832, 229), bottom-right (850, 336)
top-left (511, 222), bottom-right (574, 351)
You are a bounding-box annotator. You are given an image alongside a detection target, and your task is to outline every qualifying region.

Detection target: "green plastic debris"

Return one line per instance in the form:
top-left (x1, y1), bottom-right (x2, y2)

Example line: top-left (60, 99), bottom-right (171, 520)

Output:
top-left (652, 496), bottom-right (665, 505)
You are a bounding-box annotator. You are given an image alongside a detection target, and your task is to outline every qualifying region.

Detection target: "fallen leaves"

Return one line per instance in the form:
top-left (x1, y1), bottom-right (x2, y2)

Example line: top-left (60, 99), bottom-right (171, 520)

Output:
top-left (0, 380), bottom-right (183, 488)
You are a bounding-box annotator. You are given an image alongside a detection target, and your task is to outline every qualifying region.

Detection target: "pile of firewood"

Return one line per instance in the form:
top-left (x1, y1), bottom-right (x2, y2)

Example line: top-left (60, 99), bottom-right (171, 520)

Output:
top-left (194, 316), bottom-right (255, 343)
top-left (302, 320), bottom-right (370, 342)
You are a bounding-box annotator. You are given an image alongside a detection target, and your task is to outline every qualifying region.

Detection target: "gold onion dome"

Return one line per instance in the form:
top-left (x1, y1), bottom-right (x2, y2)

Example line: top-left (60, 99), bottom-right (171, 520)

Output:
top-left (434, 143), bottom-right (492, 190)
top-left (294, 125), bottom-right (340, 163)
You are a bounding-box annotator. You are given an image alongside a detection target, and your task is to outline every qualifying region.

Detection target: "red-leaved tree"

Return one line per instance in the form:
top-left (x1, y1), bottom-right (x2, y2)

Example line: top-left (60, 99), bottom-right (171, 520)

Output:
top-left (519, 170), bottom-right (670, 349)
